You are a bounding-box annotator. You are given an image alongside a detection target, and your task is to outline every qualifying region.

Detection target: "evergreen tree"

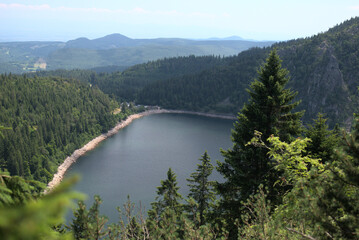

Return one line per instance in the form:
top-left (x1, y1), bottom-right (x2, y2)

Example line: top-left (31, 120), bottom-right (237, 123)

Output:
top-left (147, 168), bottom-right (183, 237)
top-left (186, 151), bottom-right (215, 225)
top-left (70, 195), bottom-right (109, 240)
top-left (0, 125), bottom-right (11, 139)
top-left (312, 116), bottom-right (359, 239)
top-left (149, 168), bottom-right (182, 217)
top-left (87, 195), bottom-right (108, 240)
top-left (71, 201), bottom-right (89, 240)
top-left (305, 113), bottom-right (340, 163)
top-left (0, 175), bottom-right (79, 240)
top-left (217, 50), bottom-right (303, 237)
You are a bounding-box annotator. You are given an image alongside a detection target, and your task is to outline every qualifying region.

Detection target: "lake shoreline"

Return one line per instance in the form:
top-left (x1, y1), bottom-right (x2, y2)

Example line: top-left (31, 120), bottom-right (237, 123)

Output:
top-left (45, 109), bottom-right (236, 192)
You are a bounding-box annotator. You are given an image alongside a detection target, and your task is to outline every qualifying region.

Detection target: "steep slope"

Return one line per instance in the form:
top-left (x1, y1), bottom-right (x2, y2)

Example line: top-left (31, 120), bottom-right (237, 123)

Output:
top-left (0, 74), bottom-right (119, 182)
top-left (137, 17), bottom-right (359, 127)
top-left (33, 55), bottom-right (230, 101)
top-left (137, 48), bottom-right (265, 112)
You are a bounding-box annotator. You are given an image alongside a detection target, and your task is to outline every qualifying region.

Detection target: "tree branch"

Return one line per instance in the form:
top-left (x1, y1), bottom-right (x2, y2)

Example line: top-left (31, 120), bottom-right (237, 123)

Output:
top-left (286, 227), bottom-right (317, 240)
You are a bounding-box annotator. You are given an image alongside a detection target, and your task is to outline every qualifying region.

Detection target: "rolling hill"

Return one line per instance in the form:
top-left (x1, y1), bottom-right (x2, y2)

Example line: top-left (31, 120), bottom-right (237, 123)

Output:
top-left (0, 34), bottom-right (273, 74)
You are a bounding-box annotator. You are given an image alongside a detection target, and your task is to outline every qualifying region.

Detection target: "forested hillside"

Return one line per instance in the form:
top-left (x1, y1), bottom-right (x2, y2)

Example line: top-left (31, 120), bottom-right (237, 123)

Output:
top-left (137, 48), bottom-right (265, 113)
top-left (33, 55), bottom-right (230, 101)
top-left (135, 17), bottom-right (359, 127)
top-left (0, 74), bottom-right (120, 182)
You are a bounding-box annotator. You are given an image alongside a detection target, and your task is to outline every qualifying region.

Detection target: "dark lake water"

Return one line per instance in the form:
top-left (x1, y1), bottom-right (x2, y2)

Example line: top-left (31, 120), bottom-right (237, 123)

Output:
top-left (65, 113), bottom-right (235, 222)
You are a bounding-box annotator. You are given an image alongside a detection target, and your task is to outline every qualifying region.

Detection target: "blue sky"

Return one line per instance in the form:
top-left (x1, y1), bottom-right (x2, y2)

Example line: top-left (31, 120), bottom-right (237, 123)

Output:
top-left (0, 0), bottom-right (358, 42)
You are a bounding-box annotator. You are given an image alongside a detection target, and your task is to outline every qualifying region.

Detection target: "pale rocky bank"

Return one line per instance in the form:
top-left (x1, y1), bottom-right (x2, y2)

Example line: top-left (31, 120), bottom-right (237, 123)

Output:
top-left (45, 109), bottom-right (235, 192)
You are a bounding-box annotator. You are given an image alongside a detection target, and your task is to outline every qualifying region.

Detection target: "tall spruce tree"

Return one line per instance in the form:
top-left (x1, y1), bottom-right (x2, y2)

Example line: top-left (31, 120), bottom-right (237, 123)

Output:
top-left (147, 168), bottom-right (184, 238)
top-left (71, 201), bottom-right (89, 240)
top-left (217, 49), bottom-right (303, 237)
top-left (148, 168), bottom-right (182, 218)
top-left (186, 151), bottom-right (215, 225)
top-left (305, 113), bottom-right (340, 163)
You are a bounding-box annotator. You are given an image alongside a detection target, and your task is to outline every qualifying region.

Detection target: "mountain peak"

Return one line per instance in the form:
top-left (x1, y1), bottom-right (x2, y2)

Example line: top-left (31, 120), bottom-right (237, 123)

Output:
top-left (223, 36), bottom-right (244, 40)
top-left (94, 33), bottom-right (132, 41)
top-left (65, 33), bottom-right (134, 49)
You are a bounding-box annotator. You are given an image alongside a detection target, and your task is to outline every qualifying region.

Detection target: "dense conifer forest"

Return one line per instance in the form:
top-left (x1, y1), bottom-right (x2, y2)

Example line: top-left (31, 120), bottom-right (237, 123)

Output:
top-left (1, 18), bottom-right (359, 239)
top-left (32, 55), bottom-right (230, 101)
top-left (0, 74), bottom-right (124, 182)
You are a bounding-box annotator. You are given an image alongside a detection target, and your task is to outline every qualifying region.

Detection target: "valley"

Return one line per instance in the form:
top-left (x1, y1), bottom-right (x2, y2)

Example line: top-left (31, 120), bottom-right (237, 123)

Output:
top-left (1, 16), bottom-right (359, 240)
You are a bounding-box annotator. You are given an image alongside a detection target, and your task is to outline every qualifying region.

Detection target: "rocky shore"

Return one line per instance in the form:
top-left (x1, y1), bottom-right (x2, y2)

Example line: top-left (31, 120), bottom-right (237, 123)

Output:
top-left (45, 109), bottom-right (235, 192)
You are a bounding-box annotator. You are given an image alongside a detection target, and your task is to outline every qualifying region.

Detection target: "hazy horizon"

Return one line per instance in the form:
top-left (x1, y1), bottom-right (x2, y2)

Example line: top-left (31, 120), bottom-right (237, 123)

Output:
top-left (0, 33), bottom-right (274, 43)
top-left (1, 0), bottom-right (358, 42)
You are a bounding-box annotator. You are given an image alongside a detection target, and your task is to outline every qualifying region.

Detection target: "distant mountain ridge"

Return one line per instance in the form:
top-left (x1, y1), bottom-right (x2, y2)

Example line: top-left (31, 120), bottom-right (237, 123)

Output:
top-left (0, 34), bottom-right (274, 73)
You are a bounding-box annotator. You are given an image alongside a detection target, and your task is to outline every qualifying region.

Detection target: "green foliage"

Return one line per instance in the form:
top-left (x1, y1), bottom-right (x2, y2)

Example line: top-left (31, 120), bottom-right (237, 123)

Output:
top-left (237, 185), bottom-right (276, 240)
top-left (267, 131), bottom-right (359, 239)
top-left (70, 195), bottom-right (109, 240)
top-left (0, 125), bottom-right (11, 139)
top-left (245, 120), bottom-right (359, 239)
top-left (305, 113), bottom-right (341, 163)
top-left (0, 74), bottom-right (119, 182)
top-left (0, 170), bottom-right (45, 207)
top-left (0, 175), bottom-right (82, 240)
top-left (148, 168), bottom-right (183, 219)
top-left (313, 116), bottom-right (359, 239)
top-left (244, 133), bottom-right (327, 239)
top-left (186, 151), bottom-right (215, 225)
top-left (71, 200), bottom-right (89, 239)
top-left (137, 49), bottom-right (265, 113)
top-left (34, 55), bottom-right (229, 102)
top-left (267, 135), bottom-right (323, 183)
top-left (71, 195), bottom-right (150, 240)
top-left (216, 50), bottom-right (303, 238)
top-left (87, 196), bottom-right (109, 240)
top-left (147, 168), bottom-right (185, 239)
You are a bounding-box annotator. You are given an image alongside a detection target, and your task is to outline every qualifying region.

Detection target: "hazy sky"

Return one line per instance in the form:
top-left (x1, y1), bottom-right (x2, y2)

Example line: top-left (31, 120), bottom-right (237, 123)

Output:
top-left (1, 0), bottom-right (358, 42)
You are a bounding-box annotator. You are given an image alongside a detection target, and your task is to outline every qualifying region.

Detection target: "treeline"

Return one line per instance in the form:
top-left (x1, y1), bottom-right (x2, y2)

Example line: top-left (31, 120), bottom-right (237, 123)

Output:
top-left (137, 47), bottom-right (267, 113)
top-left (0, 74), bottom-right (120, 182)
top-left (32, 55), bottom-right (229, 101)
top-left (1, 50), bottom-right (359, 239)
